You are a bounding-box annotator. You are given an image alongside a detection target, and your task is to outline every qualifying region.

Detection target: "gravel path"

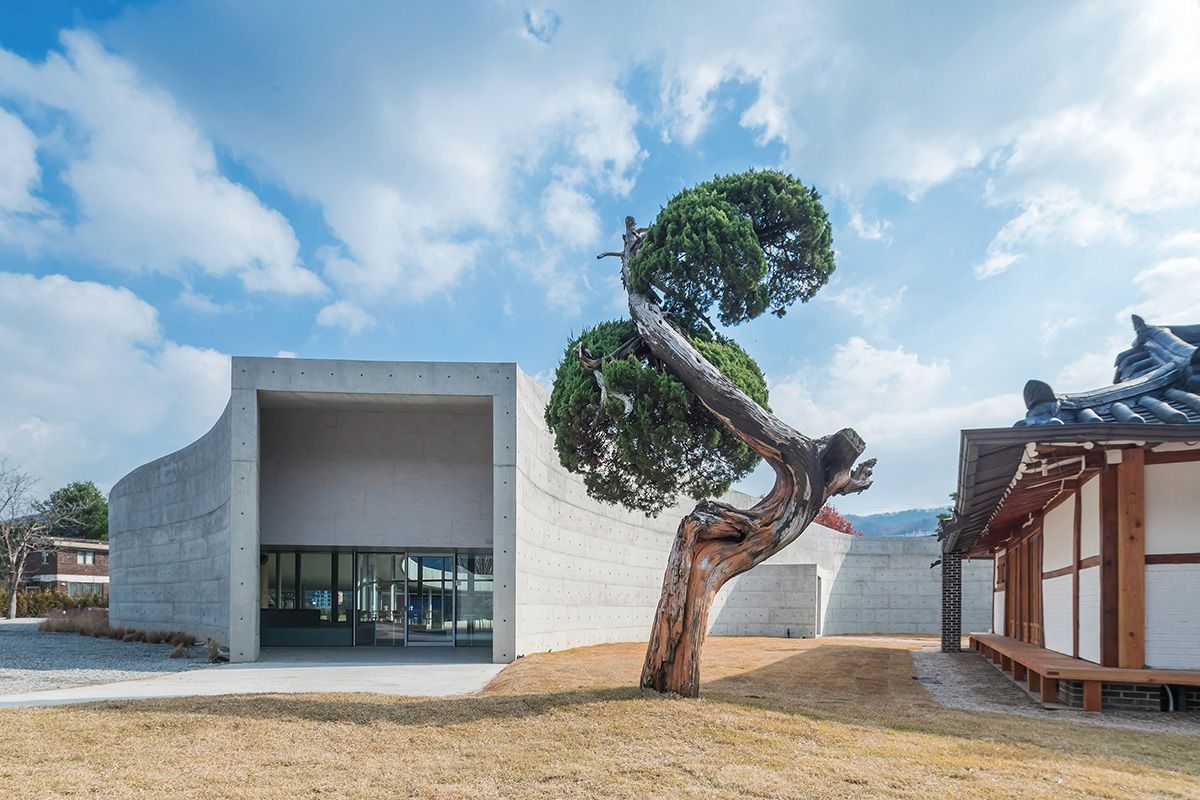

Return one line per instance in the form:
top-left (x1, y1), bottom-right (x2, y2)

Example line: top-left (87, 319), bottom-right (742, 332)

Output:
top-left (0, 618), bottom-right (214, 696)
top-left (913, 645), bottom-right (1200, 734)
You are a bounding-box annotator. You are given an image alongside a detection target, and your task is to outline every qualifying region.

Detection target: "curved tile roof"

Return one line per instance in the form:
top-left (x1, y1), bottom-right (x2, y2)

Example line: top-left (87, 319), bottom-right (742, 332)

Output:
top-left (1017, 316), bottom-right (1200, 427)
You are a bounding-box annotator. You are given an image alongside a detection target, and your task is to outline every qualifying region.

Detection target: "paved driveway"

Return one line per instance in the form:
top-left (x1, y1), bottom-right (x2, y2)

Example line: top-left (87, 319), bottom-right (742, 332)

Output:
top-left (0, 630), bottom-right (506, 707)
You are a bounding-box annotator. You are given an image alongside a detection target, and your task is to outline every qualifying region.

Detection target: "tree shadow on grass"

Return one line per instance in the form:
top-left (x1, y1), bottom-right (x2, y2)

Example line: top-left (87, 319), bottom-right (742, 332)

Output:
top-left (78, 643), bottom-right (1200, 778)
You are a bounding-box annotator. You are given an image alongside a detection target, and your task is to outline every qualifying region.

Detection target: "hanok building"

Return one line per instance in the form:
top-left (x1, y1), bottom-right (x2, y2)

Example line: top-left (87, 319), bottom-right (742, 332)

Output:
top-left (940, 316), bottom-right (1200, 712)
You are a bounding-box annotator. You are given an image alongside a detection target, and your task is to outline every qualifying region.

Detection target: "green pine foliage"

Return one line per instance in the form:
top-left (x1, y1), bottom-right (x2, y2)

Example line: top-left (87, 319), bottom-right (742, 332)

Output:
top-left (47, 480), bottom-right (108, 540)
top-left (546, 169), bottom-right (834, 515)
top-left (545, 320), bottom-right (767, 515)
top-left (629, 170), bottom-right (835, 330)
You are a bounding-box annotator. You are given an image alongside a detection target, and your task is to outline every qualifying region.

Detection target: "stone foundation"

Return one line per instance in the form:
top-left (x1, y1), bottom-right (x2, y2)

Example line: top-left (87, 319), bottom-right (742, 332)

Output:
top-left (1057, 680), bottom-right (1184, 712)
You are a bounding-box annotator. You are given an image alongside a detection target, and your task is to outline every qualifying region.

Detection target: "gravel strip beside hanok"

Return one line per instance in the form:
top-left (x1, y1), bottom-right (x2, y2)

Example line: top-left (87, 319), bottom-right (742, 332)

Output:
top-left (912, 646), bottom-right (1200, 734)
top-left (0, 618), bottom-right (214, 696)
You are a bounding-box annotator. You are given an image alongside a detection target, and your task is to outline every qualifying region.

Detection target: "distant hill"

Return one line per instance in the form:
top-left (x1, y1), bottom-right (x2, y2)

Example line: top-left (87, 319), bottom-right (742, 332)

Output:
top-left (844, 507), bottom-right (948, 537)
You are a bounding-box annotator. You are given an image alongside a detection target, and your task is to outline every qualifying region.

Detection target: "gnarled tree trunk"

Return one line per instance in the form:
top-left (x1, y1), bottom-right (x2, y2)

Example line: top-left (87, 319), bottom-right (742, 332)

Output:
top-left (610, 217), bottom-right (876, 697)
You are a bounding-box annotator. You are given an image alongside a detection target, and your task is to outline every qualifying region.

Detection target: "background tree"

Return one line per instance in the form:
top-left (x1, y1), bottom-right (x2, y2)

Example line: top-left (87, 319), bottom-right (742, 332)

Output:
top-left (546, 170), bottom-right (875, 697)
top-left (814, 504), bottom-right (862, 536)
top-left (47, 480), bottom-right (108, 540)
top-left (0, 459), bottom-right (85, 619)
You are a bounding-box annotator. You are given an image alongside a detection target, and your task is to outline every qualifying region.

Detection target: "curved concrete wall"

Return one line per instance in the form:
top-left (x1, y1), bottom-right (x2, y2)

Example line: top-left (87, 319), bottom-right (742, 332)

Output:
top-left (109, 401), bottom-right (233, 642)
top-left (512, 372), bottom-right (992, 654)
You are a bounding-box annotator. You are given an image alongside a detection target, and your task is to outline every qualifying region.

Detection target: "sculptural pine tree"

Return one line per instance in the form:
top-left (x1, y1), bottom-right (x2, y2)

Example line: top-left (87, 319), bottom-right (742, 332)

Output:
top-left (545, 171), bottom-right (875, 697)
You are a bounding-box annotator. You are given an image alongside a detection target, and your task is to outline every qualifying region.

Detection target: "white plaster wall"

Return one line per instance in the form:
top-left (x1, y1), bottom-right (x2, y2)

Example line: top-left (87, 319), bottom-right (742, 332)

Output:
top-left (1079, 476), bottom-right (1100, 560)
top-left (512, 371), bottom-right (991, 653)
top-left (993, 589), bottom-right (1005, 635)
top-left (108, 402), bottom-right (232, 643)
top-left (1145, 564), bottom-right (1200, 669)
top-left (1043, 496), bottom-right (1075, 572)
top-left (1041, 573), bottom-right (1073, 656)
top-left (259, 407), bottom-right (492, 549)
top-left (1078, 566), bottom-right (1100, 663)
top-left (1145, 461), bottom-right (1200, 555)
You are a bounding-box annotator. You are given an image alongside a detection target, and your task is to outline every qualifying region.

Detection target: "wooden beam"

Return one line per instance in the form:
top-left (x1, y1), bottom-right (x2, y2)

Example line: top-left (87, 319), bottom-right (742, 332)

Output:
top-left (1100, 468), bottom-right (1119, 667)
top-left (1082, 680), bottom-right (1102, 712)
top-left (1040, 676), bottom-right (1058, 704)
top-left (1145, 553), bottom-right (1200, 564)
top-left (1117, 448), bottom-right (1146, 669)
top-left (1144, 449), bottom-right (1200, 465)
top-left (1001, 654), bottom-right (1013, 673)
top-left (1029, 671), bottom-right (1041, 694)
top-left (1013, 662), bottom-right (1027, 682)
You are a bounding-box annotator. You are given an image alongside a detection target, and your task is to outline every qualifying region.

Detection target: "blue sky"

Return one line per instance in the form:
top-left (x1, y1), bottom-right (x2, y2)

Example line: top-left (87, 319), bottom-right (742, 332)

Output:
top-left (1, 1), bottom-right (1197, 513)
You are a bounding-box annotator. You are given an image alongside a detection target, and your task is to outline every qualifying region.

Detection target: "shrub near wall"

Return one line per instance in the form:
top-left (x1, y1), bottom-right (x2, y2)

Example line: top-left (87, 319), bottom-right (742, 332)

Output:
top-left (0, 591), bottom-right (108, 618)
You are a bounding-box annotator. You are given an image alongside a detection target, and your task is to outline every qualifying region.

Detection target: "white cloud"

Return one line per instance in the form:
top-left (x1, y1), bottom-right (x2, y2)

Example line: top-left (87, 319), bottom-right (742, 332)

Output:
top-left (176, 286), bottom-right (230, 315)
top-left (275, 350), bottom-right (298, 359)
top-left (0, 108), bottom-right (41, 214)
top-left (974, 192), bottom-right (1131, 278)
top-left (847, 206), bottom-right (891, 242)
top-left (976, 3), bottom-right (1200, 274)
top-left (522, 9), bottom-right (562, 45)
top-left (541, 176), bottom-right (601, 248)
top-left (1119, 257), bottom-right (1200, 324)
top-left (316, 300), bottom-right (376, 335)
top-left (1056, 347), bottom-right (1119, 391)
top-left (104, 9), bottom-right (643, 312)
top-left (761, 337), bottom-right (1019, 510)
top-left (0, 32), bottom-right (325, 297)
top-left (0, 272), bottom-right (229, 491)
top-left (1039, 315), bottom-right (1080, 349)
top-left (820, 282), bottom-right (905, 321)
top-left (1159, 230), bottom-right (1200, 252)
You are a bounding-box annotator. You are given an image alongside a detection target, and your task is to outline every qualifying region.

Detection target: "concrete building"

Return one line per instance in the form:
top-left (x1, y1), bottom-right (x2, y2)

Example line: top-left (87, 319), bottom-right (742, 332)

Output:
top-left (110, 356), bottom-right (989, 664)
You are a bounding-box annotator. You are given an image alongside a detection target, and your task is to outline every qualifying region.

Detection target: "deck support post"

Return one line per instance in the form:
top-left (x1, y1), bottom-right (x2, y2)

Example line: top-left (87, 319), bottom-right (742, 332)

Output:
top-left (1083, 680), bottom-right (1102, 712)
top-left (1013, 662), bottom-right (1027, 682)
top-left (1040, 676), bottom-right (1058, 704)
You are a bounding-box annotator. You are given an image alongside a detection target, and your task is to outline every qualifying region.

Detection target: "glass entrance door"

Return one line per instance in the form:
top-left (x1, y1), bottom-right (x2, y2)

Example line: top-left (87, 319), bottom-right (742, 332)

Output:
top-left (405, 554), bottom-right (455, 645)
top-left (356, 553), bottom-right (406, 646)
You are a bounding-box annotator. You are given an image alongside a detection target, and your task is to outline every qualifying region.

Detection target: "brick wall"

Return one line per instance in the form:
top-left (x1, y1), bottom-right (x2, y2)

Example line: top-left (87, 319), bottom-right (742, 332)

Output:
top-left (1057, 680), bottom-right (1176, 712)
top-left (941, 551), bottom-right (961, 652)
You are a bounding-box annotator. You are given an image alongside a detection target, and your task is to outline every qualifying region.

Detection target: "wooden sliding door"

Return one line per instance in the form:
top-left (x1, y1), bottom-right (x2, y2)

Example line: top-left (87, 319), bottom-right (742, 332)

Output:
top-left (1003, 521), bottom-right (1044, 646)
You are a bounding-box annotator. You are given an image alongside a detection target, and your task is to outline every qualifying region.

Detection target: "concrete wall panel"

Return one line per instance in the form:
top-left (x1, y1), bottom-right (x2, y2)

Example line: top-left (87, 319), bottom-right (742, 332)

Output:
top-left (512, 372), bottom-right (991, 653)
top-left (109, 402), bottom-right (232, 643)
top-left (259, 407), bottom-right (493, 549)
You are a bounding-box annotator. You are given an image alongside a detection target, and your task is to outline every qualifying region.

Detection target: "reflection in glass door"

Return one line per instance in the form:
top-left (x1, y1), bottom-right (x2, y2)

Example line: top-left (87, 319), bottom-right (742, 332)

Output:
top-left (406, 555), bottom-right (454, 645)
top-left (356, 553), bottom-right (406, 646)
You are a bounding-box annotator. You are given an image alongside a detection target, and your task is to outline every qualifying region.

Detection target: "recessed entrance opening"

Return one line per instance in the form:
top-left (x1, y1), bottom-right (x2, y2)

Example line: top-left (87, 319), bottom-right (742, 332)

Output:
top-left (260, 548), bottom-right (492, 648)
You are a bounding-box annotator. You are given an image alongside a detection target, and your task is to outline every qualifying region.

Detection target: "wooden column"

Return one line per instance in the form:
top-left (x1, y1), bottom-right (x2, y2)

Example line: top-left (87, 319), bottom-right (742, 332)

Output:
top-left (1072, 490), bottom-right (1081, 658)
top-left (1040, 676), bottom-right (1058, 704)
top-left (1117, 448), bottom-right (1146, 669)
top-left (1099, 468), bottom-right (1120, 667)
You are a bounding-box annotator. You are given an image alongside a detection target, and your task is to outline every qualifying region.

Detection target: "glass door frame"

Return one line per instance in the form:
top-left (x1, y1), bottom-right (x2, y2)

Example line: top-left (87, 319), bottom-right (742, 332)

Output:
top-left (403, 552), bottom-right (456, 647)
top-left (352, 548), bottom-right (459, 647)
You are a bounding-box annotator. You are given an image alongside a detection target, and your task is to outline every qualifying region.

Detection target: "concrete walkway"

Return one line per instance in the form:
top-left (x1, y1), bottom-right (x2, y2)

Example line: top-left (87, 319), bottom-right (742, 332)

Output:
top-left (0, 646), bottom-right (506, 707)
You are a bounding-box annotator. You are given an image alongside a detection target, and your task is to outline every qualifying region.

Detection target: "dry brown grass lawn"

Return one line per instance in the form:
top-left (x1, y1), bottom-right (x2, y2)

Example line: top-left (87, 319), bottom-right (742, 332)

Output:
top-left (2, 636), bottom-right (1198, 799)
